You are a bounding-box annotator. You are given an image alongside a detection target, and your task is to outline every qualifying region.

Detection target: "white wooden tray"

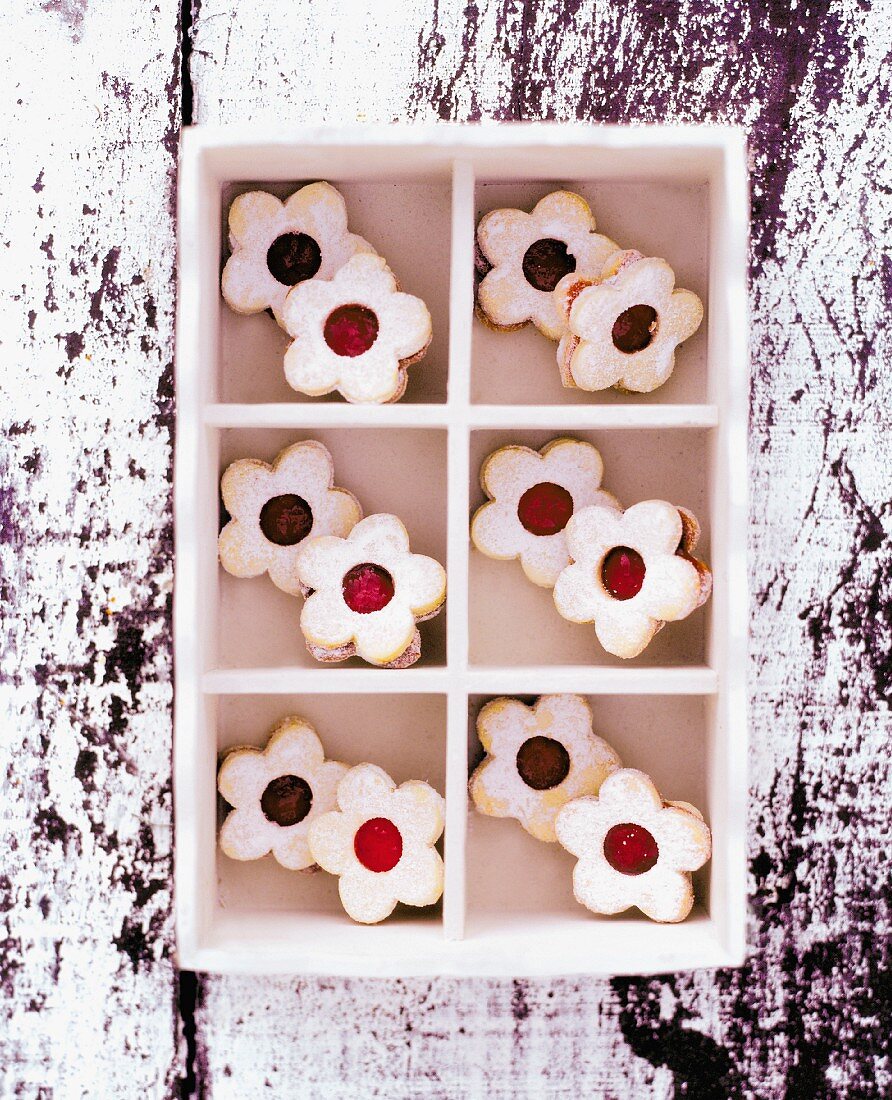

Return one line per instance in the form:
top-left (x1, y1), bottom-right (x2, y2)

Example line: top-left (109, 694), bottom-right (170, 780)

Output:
top-left (174, 123), bottom-right (748, 976)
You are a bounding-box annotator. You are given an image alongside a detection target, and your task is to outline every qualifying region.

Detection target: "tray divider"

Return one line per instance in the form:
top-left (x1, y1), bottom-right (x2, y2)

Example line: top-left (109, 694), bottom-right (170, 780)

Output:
top-left (442, 157), bottom-right (476, 941)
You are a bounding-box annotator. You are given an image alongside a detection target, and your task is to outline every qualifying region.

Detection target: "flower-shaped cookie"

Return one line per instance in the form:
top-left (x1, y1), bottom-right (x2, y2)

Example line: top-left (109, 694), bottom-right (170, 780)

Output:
top-left (308, 763), bottom-right (445, 924)
top-left (470, 695), bottom-right (622, 842)
top-left (553, 500), bottom-right (712, 659)
top-left (218, 440), bottom-right (362, 596)
top-left (470, 438), bottom-right (620, 588)
top-left (217, 716), bottom-right (349, 870)
top-left (554, 254), bottom-right (703, 393)
top-left (293, 513), bottom-right (446, 668)
top-left (221, 183), bottom-right (374, 327)
top-left (476, 191), bottom-right (618, 340)
top-left (555, 768), bottom-right (711, 922)
top-left (281, 254), bottom-right (432, 404)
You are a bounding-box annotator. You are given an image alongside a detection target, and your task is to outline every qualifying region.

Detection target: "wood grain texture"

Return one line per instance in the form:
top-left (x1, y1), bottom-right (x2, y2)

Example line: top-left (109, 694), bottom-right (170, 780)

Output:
top-left (2, 0), bottom-right (889, 1096)
top-left (190, 1), bottom-right (891, 1096)
top-left (0, 0), bottom-right (182, 1094)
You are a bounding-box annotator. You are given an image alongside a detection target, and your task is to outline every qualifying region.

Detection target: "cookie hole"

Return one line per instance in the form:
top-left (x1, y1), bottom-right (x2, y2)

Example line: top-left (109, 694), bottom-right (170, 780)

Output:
top-left (266, 232), bottom-right (322, 286)
top-left (517, 482), bottom-right (574, 536)
top-left (601, 546), bottom-right (646, 601)
top-left (521, 238), bottom-right (576, 292)
top-left (354, 817), bottom-right (403, 872)
top-left (611, 304), bottom-right (658, 353)
top-left (261, 775), bottom-right (313, 827)
top-left (324, 304), bottom-right (379, 357)
top-left (259, 493), bottom-right (314, 546)
top-left (342, 563), bottom-right (395, 614)
top-left (516, 736), bottom-right (570, 791)
top-left (603, 822), bottom-right (659, 875)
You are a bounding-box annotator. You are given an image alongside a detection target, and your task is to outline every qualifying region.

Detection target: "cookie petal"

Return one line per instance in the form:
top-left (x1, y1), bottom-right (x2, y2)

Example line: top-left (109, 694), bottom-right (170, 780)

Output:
top-left (219, 806), bottom-right (273, 861)
top-left (393, 553), bottom-right (446, 616)
top-left (339, 867), bottom-right (397, 924)
top-left (390, 781), bottom-right (445, 846)
top-left (300, 589), bottom-right (355, 650)
top-left (217, 750), bottom-right (268, 805)
top-left (308, 811), bottom-right (356, 875)
top-left (337, 764), bottom-right (396, 816)
top-left (655, 807), bottom-right (712, 873)
top-left (637, 554), bottom-right (702, 622)
top-left (390, 844), bottom-right (444, 908)
top-left (636, 866), bottom-right (695, 923)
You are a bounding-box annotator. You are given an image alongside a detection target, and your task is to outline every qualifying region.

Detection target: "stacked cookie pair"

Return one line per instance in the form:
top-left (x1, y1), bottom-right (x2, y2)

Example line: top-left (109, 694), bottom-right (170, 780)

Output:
top-left (476, 190), bottom-right (703, 395)
top-left (222, 182), bottom-right (432, 404)
top-left (472, 438), bottom-right (711, 658)
top-left (470, 695), bottom-right (711, 923)
top-left (218, 716), bottom-right (445, 925)
top-left (219, 440), bottom-right (446, 668)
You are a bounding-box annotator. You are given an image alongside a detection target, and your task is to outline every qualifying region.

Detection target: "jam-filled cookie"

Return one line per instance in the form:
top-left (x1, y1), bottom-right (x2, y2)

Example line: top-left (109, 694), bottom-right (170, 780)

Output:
top-left (555, 768), bottom-right (711, 923)
top-left (293, 513), bottom-right (446, 668)
top-left (470, 695), bottom-right (621, 842)
top-left (218, 440), bottom-right (362, 596)
top-left (553, 500), bottom-right (712, 659)
top-left (281, 254), bottom-right (432, 404)
top-left (470, 438), bottom-right (620, 588)
top-left (221, 183), bottom-right (374, 327)
top-left (217, 716), bottom-right (349, 870)
top-left (553, 251), bottom-right (703, 393)
top-left (476, 191), bottom-right (618, 340)
top-left (308, 763), bottom-right (445, 924)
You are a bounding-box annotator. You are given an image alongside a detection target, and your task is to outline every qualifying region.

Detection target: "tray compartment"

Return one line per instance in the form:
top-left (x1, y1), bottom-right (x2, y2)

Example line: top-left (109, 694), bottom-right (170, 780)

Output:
top-left (215, 426), bottom-right (448, 671)
top-left (219, 178), bottom-right (452, 405)
top-left (472, 177), bottom-right (709, 407)
top-left (468, 427), bottom-right (713, 669)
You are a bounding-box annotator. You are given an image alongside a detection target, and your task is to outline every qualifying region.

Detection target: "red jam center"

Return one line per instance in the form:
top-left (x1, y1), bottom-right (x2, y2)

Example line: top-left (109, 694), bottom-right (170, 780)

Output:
top-left (521, 237), bottom-right (577, 292)
top-left (260, 774), bottom-right (313, 827)
top-left (516, 736), bottom-right (571, 791)
top-left (517, 482), bottom-right (574, 536)
top-left (323, 304), bottom-right (379, 357)
top-left (603, 822), bottom-right (659, 875)
top-left (266, 232), bottom-right (322, 286)
top-left (259, 493), bottom-right (313, 546)
top-left (354, 817), bottom-right (403, 872)
top-left (342, 563), bottom-right (395, 614)
top-left (601, 546), bottom-right (646, 600)
top-left (612, 304), bottom-right (658, 353)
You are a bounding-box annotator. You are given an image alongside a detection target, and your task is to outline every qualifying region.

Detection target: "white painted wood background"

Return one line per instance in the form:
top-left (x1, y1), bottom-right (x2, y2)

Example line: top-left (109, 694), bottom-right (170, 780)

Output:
top-left (1, 1), bottom-right (889, 1096)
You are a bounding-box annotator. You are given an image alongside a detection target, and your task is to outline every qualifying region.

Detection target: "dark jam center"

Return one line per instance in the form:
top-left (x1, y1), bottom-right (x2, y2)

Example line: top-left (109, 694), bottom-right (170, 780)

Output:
top-left (612, 304), bottom-right (658, 353)
top-left (342, 563), bottom-right (395, 614)
top-left (517, 482), bottom-right (574, 537)
top-left (260, 774), bottom-right (313, 827)
top-left (521, 238), bottom-right (576, 292)
top-left (266, 232), bottom-right (322, 286)
top-left (354, 817), bottom-right (403, 872)
top-left (323, 304), bottom-right (379, 357)
top-left (516, 736), bottom-right (571, 791)
top-left (601, 546), bottom-right (646, 600)
top-left (259, 494), bottom-right (314, 546)
top-left (603, 822), bottom-right (659, 875)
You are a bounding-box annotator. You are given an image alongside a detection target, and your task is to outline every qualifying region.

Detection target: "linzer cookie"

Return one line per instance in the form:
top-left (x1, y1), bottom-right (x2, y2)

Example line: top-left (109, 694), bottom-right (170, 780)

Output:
top-left (470, 695), bottom-right (621, 842)
top-left (218, 440), bottom-right (362, 596)
top-left (308, 763), bottom-right (445, 924)
top-left (281, 253), bottom-right (432, 404)
top-left (476, 191), bottom-right (617, 340)
top-left (293, 513), bottom-right (446, 668)
top-left (470, 438), bottom-right (620, 588)
top-left (555, 768), bottom-right (711, 923)
top-left (221, 183), bottom-right (374, 327)
top-left (553, 500), bottom-right (712, 659)
top-left (554, 251), bottom-right (703, 393)
top-left (217, 716), bottom-right (349, 871)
